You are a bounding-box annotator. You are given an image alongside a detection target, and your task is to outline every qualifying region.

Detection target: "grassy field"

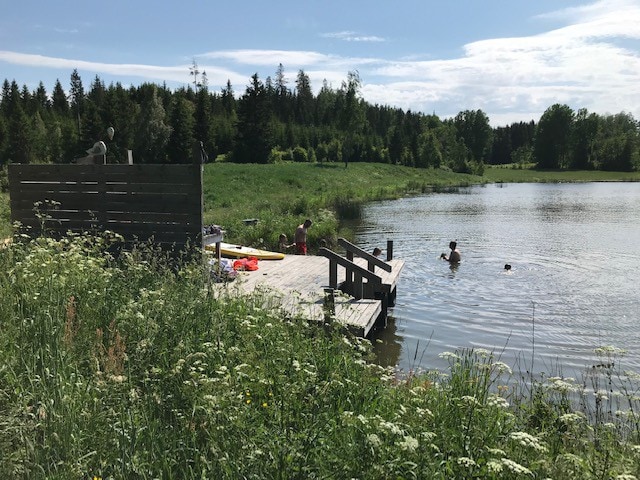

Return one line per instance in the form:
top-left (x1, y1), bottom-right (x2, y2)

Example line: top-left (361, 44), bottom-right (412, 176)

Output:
top-left (1, 233), bottom-right (639, 478)
top-left (483, 164), bottom-right (640, 183)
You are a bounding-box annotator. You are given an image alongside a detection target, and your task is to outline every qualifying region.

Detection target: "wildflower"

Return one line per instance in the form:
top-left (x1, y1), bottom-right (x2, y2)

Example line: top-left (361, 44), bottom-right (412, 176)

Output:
top-left (594, 389), bottom-right (609, 401)
top-left (492, 361), bottom-right (513, 375)
top-left (486, 447), bottom-right (506, 456)
top-left (356, 414), bottom-right (368, 425)
top-left (421, 432), bottom-right (436, 441)
top-left (379, 420), bottom-right (404, 436)
top-left (262, 402), bottom-right (268, 408)
top-left (457, 457), bottom-right (476, 468)
top-left (559, 413), bottom-right (585, 424)
top-left (501, 458), bottom-right (532, 476)
top-left (487, 394), bottom-right (509, 409)
top-left (486, 460), bottom-right (503, 473)
top-left (508, 431), bottom-right (548, 452)
top-left (459, 395), bottom-right (480, 407)
top-left (351, 428), bottom-right (373, 447)
top-left (438, 351), bottom-right (460, 361)
top-left (397, 435), bottom-right (419, 452)
top-left (415, 407), bottom-right (433, 418)
top-left (594, 346), bottom-right (626, 356)
top-left (547, 377), bottom-right (579, 393)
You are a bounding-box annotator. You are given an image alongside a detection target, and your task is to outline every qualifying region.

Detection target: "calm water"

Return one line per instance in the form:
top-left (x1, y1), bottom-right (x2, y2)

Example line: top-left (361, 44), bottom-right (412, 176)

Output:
top-left (353, 182), bottom-right (640, 378)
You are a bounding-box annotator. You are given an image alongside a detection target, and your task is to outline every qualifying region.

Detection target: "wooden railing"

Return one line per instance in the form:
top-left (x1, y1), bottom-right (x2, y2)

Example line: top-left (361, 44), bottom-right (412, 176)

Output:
top-left (318, 246), bottom-right (382, 300)
top-left (318, 238), bottom-right (395, 300)
top-left (338, 237), bottom-right (393, 273)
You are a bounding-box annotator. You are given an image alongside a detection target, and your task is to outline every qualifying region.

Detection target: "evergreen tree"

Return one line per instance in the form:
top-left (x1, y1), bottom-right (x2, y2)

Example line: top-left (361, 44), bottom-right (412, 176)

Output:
top-left (69, 69), bottom-right (85, 136)
top-left (167, 95), bottom-right (195, 163)
top-left (295, 70), bottom-right (313, 125)
top-left (134, 86), bottom-right (171, 163)
top-left (51, 79), bottom-right (69, 115)
top-left (233, 73), bottom-right (274, 163)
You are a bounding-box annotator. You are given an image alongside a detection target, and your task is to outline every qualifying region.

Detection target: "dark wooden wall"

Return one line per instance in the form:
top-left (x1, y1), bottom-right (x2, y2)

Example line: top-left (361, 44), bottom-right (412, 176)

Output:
top-left (8, 164), bottom-right (203, 252)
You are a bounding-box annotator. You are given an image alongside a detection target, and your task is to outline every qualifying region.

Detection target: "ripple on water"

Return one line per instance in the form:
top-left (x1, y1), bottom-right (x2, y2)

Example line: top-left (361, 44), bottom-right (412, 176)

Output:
top-left (362, 183), bottom-right (640, 377)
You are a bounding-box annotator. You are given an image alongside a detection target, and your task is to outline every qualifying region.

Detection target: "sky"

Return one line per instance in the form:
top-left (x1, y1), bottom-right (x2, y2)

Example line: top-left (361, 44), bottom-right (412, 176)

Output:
top-left (1, 0), bottom-right (640, 126)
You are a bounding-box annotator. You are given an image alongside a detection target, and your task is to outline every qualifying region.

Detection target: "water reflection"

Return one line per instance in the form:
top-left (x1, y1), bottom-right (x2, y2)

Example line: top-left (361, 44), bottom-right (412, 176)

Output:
top-left (357, 183), bottom-right (640, 379)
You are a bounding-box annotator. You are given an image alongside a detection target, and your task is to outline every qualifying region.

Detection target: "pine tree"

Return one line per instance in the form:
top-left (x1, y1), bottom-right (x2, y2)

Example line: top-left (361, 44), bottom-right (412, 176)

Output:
top-left (233, 74), bottom-right (274, 163)
top-left (167, 95), bottom-right (195, 163)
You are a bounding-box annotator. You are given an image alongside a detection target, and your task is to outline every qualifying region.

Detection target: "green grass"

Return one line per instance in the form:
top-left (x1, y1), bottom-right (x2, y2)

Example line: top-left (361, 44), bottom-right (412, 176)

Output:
top-left (484, 164), bottom-right (640, 183)
top-left (0, 192), bottom-right (10, 239)
top-left (1, 234), bottom-right (639, 478)
top-left (202, 162), bottom-right (476, 249)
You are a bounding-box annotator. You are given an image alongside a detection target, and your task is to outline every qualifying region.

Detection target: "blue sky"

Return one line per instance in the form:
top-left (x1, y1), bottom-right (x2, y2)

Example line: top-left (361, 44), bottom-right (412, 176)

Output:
top-left (1, 0), bottom-right (639, 126)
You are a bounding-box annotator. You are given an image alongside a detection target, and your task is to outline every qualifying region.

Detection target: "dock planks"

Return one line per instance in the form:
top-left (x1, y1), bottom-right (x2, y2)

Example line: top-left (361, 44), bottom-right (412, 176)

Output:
top-left (210, 253), bottom-right (404, 336)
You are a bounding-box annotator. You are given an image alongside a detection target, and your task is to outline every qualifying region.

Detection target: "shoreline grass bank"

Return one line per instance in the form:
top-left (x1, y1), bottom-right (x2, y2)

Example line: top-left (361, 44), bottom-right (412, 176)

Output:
top-left (1, 234), bottom-right (639, 478)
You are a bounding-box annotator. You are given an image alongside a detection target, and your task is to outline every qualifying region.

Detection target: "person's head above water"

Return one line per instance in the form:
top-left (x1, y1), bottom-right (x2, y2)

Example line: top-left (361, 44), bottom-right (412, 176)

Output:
top-left (504, 263), bottom-right (512, 271)
top-left (449, 241), bottom-right (457, 250)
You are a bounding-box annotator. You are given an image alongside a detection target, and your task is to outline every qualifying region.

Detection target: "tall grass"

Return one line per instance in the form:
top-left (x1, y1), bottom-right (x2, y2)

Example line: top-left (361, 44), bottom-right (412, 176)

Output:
top-left (2, 234), bottom-right (640, 478)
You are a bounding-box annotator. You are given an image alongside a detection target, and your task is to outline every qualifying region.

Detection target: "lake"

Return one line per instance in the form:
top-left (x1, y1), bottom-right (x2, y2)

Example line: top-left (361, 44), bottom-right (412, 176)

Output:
top-left (352, 182), bottom-right (640, 379)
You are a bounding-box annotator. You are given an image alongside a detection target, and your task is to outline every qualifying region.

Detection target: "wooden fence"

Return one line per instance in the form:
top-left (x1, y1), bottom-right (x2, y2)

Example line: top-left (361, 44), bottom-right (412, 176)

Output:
top-left (8, 164), bottom-right (203, 252)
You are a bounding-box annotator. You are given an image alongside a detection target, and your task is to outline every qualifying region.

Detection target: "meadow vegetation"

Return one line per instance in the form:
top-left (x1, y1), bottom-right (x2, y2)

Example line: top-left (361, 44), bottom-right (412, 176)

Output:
top-left (1, 162), bottom-right (640, 477)
top-left (1, 233), bottom-right (640, 478)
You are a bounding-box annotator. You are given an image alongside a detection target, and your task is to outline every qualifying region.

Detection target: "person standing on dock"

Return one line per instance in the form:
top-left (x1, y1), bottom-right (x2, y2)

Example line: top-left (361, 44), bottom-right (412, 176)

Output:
top-left (294, 219), bottom-right (312, 255)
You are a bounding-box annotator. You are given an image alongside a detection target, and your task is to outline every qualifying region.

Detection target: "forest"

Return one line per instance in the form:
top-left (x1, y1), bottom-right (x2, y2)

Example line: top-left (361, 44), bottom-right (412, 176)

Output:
top-left (0, 63), bottom-right (639, 177)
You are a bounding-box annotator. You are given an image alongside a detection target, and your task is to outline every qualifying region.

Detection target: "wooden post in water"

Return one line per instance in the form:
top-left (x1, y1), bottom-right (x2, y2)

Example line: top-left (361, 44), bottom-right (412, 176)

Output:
top-left (386, 240), bottom-right (393, 261)
top-left (323, 288), bottom-right (335, 323)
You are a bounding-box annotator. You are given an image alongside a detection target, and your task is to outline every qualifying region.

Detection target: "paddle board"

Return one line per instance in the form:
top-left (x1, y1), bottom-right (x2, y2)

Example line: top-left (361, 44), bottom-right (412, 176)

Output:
top-left (204, 242), bottom-right (285, 260)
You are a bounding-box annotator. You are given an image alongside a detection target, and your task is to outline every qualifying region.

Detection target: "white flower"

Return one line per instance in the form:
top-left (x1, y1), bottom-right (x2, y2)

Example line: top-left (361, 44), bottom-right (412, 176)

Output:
top-left (559, 413), bottom-right (585, 424)
top-left (397, 435), bottom-right (419, 452)
top-left (594, 389), bottom-right (609, 401)
top-left (438, 351), bottom-right (460, 360)
top-left (486, 447), bottom-right (505, 456)
top-left (492, 361), bottom-right (513, 375)
top-left (508, 431), bottom-right (548, 452)
top-left (366, 433), bottom-right (382, 447)
top-left (501, 458), bottom-right (532, 475)
top-left (457, 457), bottom-right (476, 467)
top-left (487, 394), bottom-right (509, 409)
top-left (416, 407), bottom-right (433, 418)
top-left (486, 460), bottom-right (503, 473)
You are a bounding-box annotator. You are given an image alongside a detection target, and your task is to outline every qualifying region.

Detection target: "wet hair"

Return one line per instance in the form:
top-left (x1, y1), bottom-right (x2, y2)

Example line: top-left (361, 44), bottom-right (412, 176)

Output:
top-left (449, 241), bottom-right (457, 249)
top-left (372, 247), bottom-right (382, 257)
top-left (504, 264), bottom-right (512, 271)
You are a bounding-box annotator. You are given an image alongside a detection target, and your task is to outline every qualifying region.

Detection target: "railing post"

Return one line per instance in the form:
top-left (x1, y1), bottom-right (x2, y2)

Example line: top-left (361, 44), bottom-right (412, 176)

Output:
top-left (353, 272), bottom-right (363, 299)
top-left (329, 260), bottom-right (338, 288)
top-left (323, 288), bottom-right (335, 323)
top-left (386, 240), bottom-right (393, 261)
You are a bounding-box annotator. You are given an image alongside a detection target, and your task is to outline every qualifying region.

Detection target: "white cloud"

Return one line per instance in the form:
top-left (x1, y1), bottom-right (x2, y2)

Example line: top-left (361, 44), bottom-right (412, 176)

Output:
top-left (321, 31), bottom-right (386, 42)
top-left (1, 0), bottom-right (639, 125)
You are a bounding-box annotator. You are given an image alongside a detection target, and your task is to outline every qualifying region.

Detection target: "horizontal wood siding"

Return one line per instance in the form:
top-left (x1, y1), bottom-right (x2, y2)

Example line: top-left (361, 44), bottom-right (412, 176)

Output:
top-left (8, 164), bottom-right (203, 251)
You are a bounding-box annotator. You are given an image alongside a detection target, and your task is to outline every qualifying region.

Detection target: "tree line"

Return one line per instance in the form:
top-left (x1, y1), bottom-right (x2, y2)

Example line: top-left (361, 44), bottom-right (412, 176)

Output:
top-left (0, 64), bottom-right (638, 173)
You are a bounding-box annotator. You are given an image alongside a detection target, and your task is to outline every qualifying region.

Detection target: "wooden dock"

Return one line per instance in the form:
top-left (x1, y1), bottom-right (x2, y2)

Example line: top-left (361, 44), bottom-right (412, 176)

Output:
top-left (210, 252), bottom-right (404, 337)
